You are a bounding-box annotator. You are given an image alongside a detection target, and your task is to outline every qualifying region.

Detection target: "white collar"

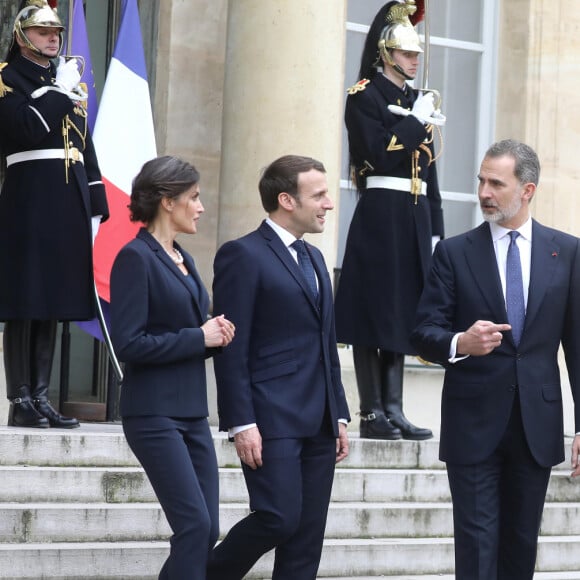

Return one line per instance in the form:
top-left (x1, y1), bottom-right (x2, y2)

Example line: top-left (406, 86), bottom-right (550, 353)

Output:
top-left (265, 217), bottom-right (301, 248)
top-left (489, 217), bottom-right (533, 243)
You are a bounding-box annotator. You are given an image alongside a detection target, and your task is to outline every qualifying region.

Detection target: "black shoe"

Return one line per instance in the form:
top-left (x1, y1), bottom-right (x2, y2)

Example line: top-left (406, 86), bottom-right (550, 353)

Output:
top-left (388, 415), bottom-right (433, 441)
top-left (8, 397), bottom-right (49, 428)
top-left (34, 398), bottom-right (79, 429)
top-left (359, 412), bottom-right (402, 440)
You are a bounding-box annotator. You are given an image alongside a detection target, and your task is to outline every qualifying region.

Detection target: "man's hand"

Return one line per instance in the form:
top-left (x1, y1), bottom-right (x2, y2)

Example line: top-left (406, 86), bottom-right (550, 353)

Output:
top-left (234, 426), bottom-right (262, 470)
top-left (457, 320), bottom-right (511, 356)
top-left (410, 91), bottom-right (435, 124)
top-left (571, 435), bottom-right (580, 478)
top-left (335, 423), bottom-right (349, 464)
top-left (55, 57), bottom-right (81, 92)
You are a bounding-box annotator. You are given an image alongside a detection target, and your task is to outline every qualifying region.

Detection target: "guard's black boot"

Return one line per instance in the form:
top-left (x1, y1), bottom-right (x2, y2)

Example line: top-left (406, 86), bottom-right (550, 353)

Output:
top-left (31, 321), bottom-right (79, 429)
top-left (354, 346), bottom-right (402, 440)
top-left (33, 391), bottom-right (79, 428)
top-left (8, 385), bottom-right (49, 428)
top-left (4, 321), bottom-right (49, 428)
top-left (381, 351), bottom-right (433, 441)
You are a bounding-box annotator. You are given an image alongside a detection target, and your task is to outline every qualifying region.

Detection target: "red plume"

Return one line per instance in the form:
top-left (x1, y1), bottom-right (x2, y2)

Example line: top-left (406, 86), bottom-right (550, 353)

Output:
top-left (47, 0), bottom-right (58, 8)
top-left (409, 0), bottom-right (425, 25)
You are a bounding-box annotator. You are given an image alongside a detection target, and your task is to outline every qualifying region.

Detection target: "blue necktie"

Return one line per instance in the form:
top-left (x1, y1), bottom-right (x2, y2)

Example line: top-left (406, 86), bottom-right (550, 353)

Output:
top-left (291, 240), bottom-right (319, 301)
top-left (506, 231), bottom-right (525, 346)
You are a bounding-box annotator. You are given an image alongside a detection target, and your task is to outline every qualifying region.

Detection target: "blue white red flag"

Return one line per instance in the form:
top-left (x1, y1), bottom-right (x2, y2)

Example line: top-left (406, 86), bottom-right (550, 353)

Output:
top-left (92, 0), bottom-right (157, 304)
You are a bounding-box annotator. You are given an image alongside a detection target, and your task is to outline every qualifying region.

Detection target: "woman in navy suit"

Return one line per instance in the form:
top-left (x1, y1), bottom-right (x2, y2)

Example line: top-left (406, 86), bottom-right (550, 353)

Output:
top-left (110, 156), bottom-right (235, 580)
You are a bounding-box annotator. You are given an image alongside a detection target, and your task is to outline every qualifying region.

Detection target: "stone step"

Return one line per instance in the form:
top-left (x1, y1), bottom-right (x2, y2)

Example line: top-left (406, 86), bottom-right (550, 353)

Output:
top-left (1, 465), bottom-right (577, 504)
top-left (2, 501), bottom-right (580, 544)
top-left (0, 536), bottom-right (579, 578)
top-left (321, 575), bottom-right (580, 580)
top-left (0, 425), bottom-right (575, 471)
top-left (0, 425), bottom-right (440, 469)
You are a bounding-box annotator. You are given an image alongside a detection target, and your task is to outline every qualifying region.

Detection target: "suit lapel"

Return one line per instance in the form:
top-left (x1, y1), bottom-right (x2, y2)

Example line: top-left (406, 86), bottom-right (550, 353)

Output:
top-left (181, 250), bottom-right (208, 317)
top-left (137, 229), bottom-right (205, 320)
top-left (524, 221), bottom-right (559, 332)
top-left (463, 222), bottom-right (507, 323)
top-left (307, 241), bottom-right (329, 316)
top-left (259, 221), bottom-right (321, 316)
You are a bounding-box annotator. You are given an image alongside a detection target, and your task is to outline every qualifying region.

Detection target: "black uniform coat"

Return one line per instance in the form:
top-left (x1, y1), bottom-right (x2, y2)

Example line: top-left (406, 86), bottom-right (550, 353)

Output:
top-left (334, 73), bottom-right (444, 354)
top-left (0, 55), bottom-right (109, 320)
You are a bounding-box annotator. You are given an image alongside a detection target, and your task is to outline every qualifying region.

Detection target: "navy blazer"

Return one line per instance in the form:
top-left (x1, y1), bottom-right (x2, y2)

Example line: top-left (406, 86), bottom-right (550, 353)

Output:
top-left (212, 221), bottom-right (350, 439)
top-left (110, 228), bottom-right (212, 418)
top-left (411, 220), bottom-right (580, 467)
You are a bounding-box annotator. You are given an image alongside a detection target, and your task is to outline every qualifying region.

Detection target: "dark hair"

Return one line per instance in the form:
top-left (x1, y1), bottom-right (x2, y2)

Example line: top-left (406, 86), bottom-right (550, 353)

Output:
top-left (357, 2), bottom-right (398, 81)
top-left (259, 155), bottom-right (326, 213)
top-left (129, 156), bottom-right (200, 223)
top-left (485, 139), bottom-right (540, 186)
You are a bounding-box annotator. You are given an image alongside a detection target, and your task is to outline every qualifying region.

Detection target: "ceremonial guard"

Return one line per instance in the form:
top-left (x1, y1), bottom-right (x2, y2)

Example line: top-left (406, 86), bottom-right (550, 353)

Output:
top-left (335, 0), bottom-right (444, 440)
top-left (0, 0), bottom-right (109, 428)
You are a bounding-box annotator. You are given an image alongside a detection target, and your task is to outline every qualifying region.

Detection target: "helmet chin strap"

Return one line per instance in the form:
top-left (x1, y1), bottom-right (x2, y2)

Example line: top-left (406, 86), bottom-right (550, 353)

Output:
top-left (16, 30), bottom-right (61, 61)
top-left (384, 50), bottom-right (415, 81)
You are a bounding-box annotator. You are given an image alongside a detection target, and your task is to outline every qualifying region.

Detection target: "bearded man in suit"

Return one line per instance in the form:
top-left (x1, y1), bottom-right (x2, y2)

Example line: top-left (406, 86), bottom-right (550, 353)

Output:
top-left (411, 139), bottom-right (580, 579)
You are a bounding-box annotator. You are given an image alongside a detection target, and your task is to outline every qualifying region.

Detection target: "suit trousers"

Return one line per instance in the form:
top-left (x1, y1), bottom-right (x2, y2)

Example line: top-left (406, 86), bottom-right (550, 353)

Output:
top-left (123, 415), bottom-right (219, 580)
top-left (207, 425), bottom-right (336, 580)
top-left (446, 394), bottom-right (551, 580)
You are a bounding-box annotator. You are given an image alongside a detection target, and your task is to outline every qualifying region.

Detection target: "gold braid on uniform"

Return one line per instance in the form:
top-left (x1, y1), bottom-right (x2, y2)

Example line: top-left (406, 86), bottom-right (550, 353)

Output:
top-left (411, 150), bottom-right (421, 205)
top-left (420, 124), bottom-right (444, 164)
top-left (431, 124), bottom-right (444, 163)
top-left (61, 111), bottom-right (87, 184)
top-left (0, 64), bottom-right (13, 98)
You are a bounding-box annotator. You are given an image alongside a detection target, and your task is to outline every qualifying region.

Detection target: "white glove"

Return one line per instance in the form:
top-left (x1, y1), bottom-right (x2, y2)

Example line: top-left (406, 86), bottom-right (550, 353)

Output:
top-left (410, 91), bottom-right (435, 124)
top-left (55, 57), bottom-right (81, 93)
top-left (30, 85), bottom-right (87, 102)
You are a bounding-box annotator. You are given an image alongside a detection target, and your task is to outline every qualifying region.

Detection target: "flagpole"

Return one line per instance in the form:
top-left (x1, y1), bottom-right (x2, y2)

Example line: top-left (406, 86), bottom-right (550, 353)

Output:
top-left (58, 0), bottom-right (77, 414)
top-left (65, 0), bottom-right (124, 386)
top-left (421, 0), bottom-right (430, 90)
top-left (67, 0), bottom-right (73, 54)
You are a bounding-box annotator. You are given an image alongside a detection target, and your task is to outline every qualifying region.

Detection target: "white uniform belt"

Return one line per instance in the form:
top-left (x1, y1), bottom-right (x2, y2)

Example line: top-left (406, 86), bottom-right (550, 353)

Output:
top-left (6, 148), bottom-right (84, 167)
top-left (366, 175), bottom-right (426, 195)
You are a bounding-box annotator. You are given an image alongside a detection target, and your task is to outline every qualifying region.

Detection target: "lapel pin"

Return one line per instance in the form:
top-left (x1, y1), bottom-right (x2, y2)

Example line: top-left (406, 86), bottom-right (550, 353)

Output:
top-left (552, 252), bottom-right (558, 257)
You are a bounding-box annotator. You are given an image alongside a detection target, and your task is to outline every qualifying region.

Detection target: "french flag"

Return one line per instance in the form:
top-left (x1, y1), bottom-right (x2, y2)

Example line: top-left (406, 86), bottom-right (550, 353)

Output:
top-left (92, 0), bottom-right (157, 303)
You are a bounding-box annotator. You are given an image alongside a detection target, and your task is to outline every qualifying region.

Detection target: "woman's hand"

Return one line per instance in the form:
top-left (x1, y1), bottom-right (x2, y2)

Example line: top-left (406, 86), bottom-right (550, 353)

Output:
top-left (201, 315), bottom-right (235, 347)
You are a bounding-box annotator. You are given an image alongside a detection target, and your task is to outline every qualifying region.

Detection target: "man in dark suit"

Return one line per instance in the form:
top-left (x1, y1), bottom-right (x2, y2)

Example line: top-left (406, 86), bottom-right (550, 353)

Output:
top-left (207, 155), bottom-right (350, 580)
top-left (411, 139), bottom-right (580, 579)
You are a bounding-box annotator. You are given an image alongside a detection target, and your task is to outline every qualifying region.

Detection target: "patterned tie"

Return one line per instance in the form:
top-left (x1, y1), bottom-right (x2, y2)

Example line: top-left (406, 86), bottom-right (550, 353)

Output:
top-left (291, 240), bottom-right (319, 301)
top-left (506, 231), bottom-right (525, 346)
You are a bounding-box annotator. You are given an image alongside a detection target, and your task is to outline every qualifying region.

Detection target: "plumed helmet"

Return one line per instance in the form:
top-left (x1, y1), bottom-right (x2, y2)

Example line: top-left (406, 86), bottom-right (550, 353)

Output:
top-left (12, 0), bottom-right (64, 59)
top-left (378, 0), bottom-right (423, 59)
top-left (357, 1), bottom-right (425, 81)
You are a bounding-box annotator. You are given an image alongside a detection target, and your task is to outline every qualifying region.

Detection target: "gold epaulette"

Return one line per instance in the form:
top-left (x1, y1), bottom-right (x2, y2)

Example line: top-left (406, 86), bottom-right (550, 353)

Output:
top-left (0, 63), bottom-right (13, 98)
top-left (346, 78), bottom-right (370, 95)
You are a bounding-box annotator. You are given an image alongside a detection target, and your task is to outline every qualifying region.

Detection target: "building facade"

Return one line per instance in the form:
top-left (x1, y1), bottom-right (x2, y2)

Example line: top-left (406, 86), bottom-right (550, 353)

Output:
top-left (0, 0), bottom-right (578, 420)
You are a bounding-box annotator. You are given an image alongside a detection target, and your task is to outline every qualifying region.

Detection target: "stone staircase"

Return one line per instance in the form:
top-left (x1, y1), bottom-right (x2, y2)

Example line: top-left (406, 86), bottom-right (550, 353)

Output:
top-left (1, 425), bottom-right (580, 579)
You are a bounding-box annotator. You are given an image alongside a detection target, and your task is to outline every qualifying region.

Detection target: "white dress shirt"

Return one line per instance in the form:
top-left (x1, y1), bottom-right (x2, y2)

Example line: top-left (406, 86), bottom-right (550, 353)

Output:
top-left (449, 218), bottom-right (532, 362)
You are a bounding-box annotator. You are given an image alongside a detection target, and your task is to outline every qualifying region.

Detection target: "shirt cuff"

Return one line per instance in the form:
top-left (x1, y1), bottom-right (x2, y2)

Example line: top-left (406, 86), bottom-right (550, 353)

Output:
top-left (228, 423), bottom-right (256, 438)
top-left (338, 418), bottom-right (348, 425)
top-left (449, 332), bottom-right (470, 364)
